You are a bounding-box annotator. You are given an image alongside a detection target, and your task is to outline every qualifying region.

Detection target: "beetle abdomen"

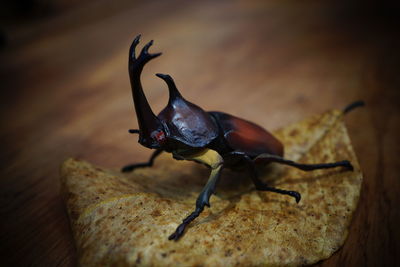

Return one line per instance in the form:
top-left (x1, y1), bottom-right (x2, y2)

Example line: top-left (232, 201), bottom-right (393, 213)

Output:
top-left (209, 111), bottom-right (284, 158)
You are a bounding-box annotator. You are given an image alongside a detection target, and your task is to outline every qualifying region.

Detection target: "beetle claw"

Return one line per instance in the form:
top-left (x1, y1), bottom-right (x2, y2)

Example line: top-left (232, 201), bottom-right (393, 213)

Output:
top-left (168, 224), bottom-right (186, 241)
top-left (342, 160), bottom-right (354, 171)
top-left (291, 191), bottom-right (301, 203)
top-left (168, 232), bottom-right (178, 241)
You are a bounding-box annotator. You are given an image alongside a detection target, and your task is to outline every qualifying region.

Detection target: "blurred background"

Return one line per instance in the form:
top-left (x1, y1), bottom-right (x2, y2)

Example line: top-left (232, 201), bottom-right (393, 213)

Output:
top-left (0, 0), bottom-right (399, 266)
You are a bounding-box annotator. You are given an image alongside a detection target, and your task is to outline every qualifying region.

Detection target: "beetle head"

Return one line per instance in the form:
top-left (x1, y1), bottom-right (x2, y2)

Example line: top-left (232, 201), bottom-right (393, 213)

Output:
top-left (132, 82), bottom-right (166, 149)
top-left (128, 35), bottom-right (218, 150)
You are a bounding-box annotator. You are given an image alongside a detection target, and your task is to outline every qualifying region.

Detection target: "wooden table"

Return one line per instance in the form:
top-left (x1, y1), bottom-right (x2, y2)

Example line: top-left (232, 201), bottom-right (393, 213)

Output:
top-left (1, 1), bottom-right (399, 265)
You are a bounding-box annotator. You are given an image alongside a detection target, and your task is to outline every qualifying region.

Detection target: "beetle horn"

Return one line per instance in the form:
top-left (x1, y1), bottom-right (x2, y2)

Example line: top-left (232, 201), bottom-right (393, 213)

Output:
top-left (155, 73), bottom-right (183, 103)
top-left (128, 35), bottom-right (163, 147)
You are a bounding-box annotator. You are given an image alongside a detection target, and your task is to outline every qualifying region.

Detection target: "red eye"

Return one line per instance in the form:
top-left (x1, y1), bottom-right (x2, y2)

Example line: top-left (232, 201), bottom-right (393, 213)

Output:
top-left (151, 130), bottom-right (166, 144)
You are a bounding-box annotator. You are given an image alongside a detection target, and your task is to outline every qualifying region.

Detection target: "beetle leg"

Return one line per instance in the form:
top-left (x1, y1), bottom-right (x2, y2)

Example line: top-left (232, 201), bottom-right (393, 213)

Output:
top-left (169, 164), bottom-right (223, 241)
top-left (168, 149), bottom-right (224, 241)
top-left (121, 149), bottom-right (163, 172)
top-left (227, 151), bottom-right (301, 203)
top-left (128, 129), bottom-right (140, 134)
top-left (343, 100), bottom-right (365, 114)
top-left (254, 154), bottom-right (353, 171)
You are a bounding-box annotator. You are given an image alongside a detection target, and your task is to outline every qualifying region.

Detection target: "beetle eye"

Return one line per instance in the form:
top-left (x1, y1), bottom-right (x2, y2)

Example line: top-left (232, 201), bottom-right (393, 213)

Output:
top-left (151, 130), bottom-right (166, 144)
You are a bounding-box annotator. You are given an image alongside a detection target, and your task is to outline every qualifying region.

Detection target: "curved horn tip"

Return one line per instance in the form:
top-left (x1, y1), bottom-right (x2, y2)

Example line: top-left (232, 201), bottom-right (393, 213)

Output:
top-left (143, 40), bottom-right (154, 49)
top-left (153, 52), bottom-right (162, 57)
top-left (130, 34), bottom-right (142, 58)
top-left (132, 34), bottom-right (141, 44)
top-left (155, 73), bottom-right (171, 79)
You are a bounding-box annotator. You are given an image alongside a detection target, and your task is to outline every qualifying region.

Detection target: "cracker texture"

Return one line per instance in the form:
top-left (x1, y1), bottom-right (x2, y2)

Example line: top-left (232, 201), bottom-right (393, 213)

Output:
top-left (60, 109), bottom-right (362, 266)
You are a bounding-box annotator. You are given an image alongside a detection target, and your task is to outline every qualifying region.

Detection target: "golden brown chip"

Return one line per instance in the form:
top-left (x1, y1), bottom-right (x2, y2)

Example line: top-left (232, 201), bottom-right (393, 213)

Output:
top-left (60, 109), bottom-right (362, 266)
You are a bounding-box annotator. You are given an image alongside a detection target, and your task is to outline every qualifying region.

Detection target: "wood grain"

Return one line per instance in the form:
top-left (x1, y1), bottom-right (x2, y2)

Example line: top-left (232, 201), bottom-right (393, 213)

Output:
top-left (1, 1), bottom-right (399, 266)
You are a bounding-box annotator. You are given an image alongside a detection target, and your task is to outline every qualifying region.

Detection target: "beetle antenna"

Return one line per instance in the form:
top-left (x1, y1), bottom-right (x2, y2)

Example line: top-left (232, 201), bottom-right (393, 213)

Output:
top-left (343, 100), bottom-right (365, 114)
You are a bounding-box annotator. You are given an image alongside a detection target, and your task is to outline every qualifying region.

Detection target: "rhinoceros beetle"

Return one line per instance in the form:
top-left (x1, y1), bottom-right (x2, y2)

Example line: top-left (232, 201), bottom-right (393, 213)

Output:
top-left (122, 35), bottom-right (363, 241)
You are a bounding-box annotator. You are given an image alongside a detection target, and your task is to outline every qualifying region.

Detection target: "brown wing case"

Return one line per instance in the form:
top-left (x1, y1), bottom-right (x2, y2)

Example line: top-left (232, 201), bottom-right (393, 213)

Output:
top-left (209, 111), bottom-right (284, 158)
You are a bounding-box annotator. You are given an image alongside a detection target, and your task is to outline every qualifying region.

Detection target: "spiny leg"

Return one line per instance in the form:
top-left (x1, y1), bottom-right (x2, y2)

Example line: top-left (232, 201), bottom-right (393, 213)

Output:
top-left (228, 151), bottom-right (301, 203)
top-left (250, 101), bottom-right (362, 173)
top-left (252, 179), bottom-right (301, 203)
top-left (169, 164), bottom-right (223, 241)
top-left (121, 149), bottom-right (163, 172)
top-left (168, 149), bottom-right (224, 241)
top-left (343, 100), bottom-right (365, 114)
top-left (254, 154), bottom-right (353, 171)
top-left (128, 129), bottom-right (140, 134)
